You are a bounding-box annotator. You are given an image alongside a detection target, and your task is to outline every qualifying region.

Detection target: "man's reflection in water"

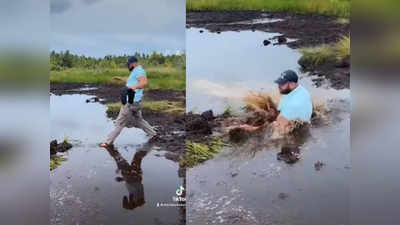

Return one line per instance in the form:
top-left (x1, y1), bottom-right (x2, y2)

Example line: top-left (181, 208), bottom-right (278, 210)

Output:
top-left (104, 143), bottom-right (152, 210)
top-left (277, 124), bottom-right (311, 164)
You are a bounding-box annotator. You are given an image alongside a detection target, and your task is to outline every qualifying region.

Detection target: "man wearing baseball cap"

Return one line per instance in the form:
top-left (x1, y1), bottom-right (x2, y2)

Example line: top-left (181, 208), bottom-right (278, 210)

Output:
top-left (100, 56), bottom-right (157, 148)
top-left (241, 70), bottom-right (312, 132)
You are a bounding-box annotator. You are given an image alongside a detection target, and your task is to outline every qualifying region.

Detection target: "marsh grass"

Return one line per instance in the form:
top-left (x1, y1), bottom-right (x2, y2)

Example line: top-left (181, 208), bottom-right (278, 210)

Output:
top-left (50, 155), bottom-right (67, 171)
top-left (243, 92), bottom-right (280, 112)
top-left (187, 0), bottom-right (350, 18)
top-left (299, 35), bottom-right (350, 68)
top-left (186, 137), bottom-right (227, 167)
top-left (50, 66), bottom-right (185, 90)
top-left (336, 17), bottom-right (350, 24)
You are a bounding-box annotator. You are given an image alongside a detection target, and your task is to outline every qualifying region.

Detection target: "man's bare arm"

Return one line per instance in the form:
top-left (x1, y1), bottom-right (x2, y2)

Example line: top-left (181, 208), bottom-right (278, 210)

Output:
top-left (113, 76), bottom-right (128, 82)
top-left (239, 124), bottom-right (264, 132)
top-left (129, 76), bottom-right (147, 90)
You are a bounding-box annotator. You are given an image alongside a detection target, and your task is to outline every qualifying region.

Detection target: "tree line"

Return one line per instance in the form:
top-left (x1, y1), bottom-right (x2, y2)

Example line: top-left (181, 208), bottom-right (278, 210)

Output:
top-left (50, 50), bottom-right (186, 71)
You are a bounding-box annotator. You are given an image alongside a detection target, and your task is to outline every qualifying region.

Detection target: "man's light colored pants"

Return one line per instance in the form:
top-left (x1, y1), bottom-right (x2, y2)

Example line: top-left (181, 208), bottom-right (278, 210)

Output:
top-left (105, 102), bottom-right (156, 144)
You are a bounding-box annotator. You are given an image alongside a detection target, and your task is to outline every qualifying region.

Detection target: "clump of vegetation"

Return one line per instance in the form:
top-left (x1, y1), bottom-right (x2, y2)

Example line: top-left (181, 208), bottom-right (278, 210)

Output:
top-left (142, 101), bottom-right (185, 114)
top-left (222, 106), bottom-right (233, 117)
top-left (50, 155), bottom-right (67, 171)
top-left (311, 99), bottom-right (331, 124)
top-left (334, 35), bottom-right (350, 62)
top-left (299, 35), bottom-right (350, 69)
top-left (336, 17), bottom-right (350, 24)
top-left (244, 92), bottom-right (280, 112)
top-left (187, 0), bottom-right (350, 18)
top-left (106, 100), bottom-right (185, 117)
top-left (186, 137), bottom-right (227, 168)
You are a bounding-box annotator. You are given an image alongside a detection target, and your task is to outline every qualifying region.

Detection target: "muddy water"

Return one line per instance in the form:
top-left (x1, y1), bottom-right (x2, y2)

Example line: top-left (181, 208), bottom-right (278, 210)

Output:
top-left (50, 94), bottom-right (184, 225)
top-left (187, 28), bottom-right (350, 225)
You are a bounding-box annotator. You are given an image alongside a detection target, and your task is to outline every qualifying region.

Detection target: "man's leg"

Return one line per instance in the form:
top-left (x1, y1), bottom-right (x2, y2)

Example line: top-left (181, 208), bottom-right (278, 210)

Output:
top-left (103, 104), bottom-right (130, 145)
top-left (129, 103), bottom-right (157, 136)
top-left (135, 110), bottom-right (157, 136)
top-left (105, 123), bottom-right (124, 145)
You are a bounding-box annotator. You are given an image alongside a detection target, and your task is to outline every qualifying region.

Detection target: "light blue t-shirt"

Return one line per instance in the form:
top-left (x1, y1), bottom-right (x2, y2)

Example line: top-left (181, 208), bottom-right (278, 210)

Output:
top-left (278, 85), bottom-right (312, 122)
top-left (126, 65), bottom-right (146, 102)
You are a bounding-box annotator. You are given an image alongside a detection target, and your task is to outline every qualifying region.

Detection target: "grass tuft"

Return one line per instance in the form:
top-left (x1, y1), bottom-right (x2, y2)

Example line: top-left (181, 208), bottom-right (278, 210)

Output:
top-left (244, 92), bottom-right (280, 112)
top-left (334, 35), bottom-right (350, 62)
top-left (186, 137), bottom-right (227, 168)
top-left (50, 155), bottom-right (67, 171)
top-left (299, 35), bottom-right (350, 68)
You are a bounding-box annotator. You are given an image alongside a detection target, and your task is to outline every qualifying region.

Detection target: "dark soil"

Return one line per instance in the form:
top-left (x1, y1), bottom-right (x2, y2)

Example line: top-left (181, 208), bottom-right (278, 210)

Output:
top-left (187, 11), bottom-right (350, 89)
top-left (228, 127), bottom-right (249, 143)
top-left (50, 82), bottom-right (186, 162)
top-left (50, 82), bottom-right (185, 104)
top-left (277, 145), bottom-right (301, 164)
top-left (185, 110), bottom-right (220, 143)
top-left (50, 139), bottom-right (73, 155)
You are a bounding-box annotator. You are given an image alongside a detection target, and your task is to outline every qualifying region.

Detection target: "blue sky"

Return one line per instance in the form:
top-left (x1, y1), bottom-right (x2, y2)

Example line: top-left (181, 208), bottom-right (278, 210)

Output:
top-left (51, 0), bottom-right (185, 57)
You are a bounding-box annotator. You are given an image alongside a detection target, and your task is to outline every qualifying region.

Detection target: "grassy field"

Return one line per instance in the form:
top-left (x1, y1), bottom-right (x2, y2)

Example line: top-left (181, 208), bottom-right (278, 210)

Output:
top-left (50, 66), bottom-right (186, 90)
top-left (299, 35), bottom-right (350, 68)
top-left (187, 0), bottom-right (350, 18)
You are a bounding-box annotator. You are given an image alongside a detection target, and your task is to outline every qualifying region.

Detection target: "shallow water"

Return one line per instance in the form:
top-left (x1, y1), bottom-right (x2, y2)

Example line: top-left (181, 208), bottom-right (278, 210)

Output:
top-left (50, 94), bottom-right (184, 225)
top-left (187, 28), bottom-right (350, 225)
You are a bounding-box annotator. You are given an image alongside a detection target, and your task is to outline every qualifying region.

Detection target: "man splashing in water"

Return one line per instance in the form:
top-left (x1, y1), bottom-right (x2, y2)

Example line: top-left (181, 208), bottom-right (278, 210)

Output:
top-left (240, 70), bottom-right (312, 134)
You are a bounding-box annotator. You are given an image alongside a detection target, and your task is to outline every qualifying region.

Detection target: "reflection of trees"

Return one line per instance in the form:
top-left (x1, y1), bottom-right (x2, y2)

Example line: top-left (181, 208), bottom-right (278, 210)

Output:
top-left (104, 145), bottom-right (150, 210)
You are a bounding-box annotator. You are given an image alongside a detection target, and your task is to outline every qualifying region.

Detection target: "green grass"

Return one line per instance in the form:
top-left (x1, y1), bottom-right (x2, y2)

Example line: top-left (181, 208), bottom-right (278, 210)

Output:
top-left (187, 0), bottom-right (350, 18)
top-left (299, 35), bottom-right (350, 68)
top-left (186, 137), bottom-right (227, 168)
top-left (50, 155), bottom-right (67, 171)
top-left (50, 66), bottom-right (186, 90)
top-left (106, 100), bottom-right (185, 115)
top-left (222, 106), bottom-right (233, 117)
top-left (336, 17), bottom-right (350, 24)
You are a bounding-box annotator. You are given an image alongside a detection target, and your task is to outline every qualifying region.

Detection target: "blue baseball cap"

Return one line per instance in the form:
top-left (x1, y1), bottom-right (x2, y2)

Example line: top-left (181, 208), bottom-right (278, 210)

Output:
top-left (126, 56), bottom-right (138, 67)
top-left (274, 70), bottom-right (298, 85)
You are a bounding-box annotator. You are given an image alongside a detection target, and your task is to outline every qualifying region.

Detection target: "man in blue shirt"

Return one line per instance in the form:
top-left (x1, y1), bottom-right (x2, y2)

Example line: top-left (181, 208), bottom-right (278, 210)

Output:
top-left (100, 57), bottom-right (156, 147)
top-left (241, 70), bottom-right (312, 133)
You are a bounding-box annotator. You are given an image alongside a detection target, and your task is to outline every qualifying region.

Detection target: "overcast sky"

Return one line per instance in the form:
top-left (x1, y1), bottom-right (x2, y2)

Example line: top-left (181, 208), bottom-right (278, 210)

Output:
top-left (51, 0), bottom-right (185, 57)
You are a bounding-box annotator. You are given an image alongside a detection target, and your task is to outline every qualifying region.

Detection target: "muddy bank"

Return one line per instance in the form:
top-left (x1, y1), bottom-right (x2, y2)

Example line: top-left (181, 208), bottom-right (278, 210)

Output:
top-left (50, 82), bottom-right (185, 162)
top-left (50, 82), bottom-right (185, 104)
top-left (50, 139), bottom-right (72, 155)
top-left (187, 11), bottom-right (350, 89)
top-left (187, 11), bottom-right (349, 48)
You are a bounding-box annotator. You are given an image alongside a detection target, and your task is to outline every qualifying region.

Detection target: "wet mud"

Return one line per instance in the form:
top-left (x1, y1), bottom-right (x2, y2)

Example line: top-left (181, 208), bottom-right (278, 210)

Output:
top-left (187, 11), bottom-right (349, 49)
top-left (50, 139), bottom-right (73, 155)
top-left (187, 11), bottom-right (350, 89)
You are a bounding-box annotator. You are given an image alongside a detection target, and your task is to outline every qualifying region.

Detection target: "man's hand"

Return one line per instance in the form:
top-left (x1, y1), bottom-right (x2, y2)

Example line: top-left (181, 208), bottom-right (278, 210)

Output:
top-left (113, 76), bottom-right (123, 81)
top-left (239, 124), bottom-right (261, 132)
